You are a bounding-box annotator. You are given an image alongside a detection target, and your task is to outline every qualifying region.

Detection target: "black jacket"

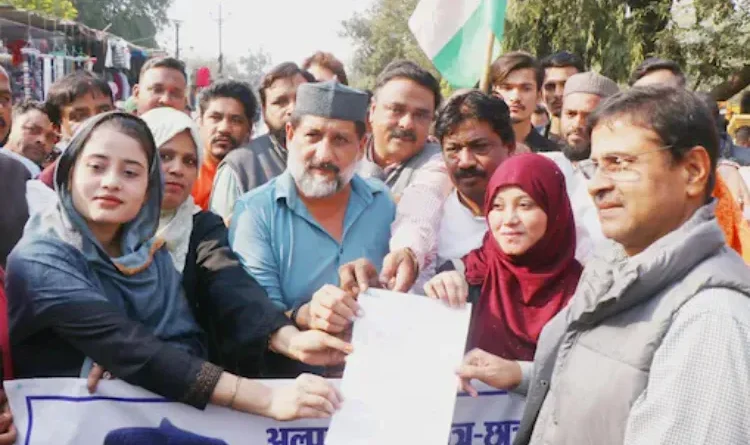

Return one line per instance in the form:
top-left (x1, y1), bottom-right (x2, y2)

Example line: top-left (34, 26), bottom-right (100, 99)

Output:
top-left (183, 211), bottom-right (290, 377)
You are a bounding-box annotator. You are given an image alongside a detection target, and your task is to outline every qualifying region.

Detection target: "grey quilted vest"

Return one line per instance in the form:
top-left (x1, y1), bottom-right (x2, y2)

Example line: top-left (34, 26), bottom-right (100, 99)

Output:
top-left (514, 202), bottom-right (750, 445)
top-left (357, 139), bottom-right (441, 196)
top-left (218, 134), bottom-right (286, 194)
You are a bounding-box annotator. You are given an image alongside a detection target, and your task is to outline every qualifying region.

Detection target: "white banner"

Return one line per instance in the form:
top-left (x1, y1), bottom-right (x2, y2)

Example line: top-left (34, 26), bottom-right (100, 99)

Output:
top-left (6, 378), bottom-right (525, 445)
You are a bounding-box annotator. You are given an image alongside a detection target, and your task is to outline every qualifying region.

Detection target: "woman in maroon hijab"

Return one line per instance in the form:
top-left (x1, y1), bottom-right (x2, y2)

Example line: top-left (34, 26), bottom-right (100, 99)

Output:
top-left (424, 153), bottom-right (582, 361)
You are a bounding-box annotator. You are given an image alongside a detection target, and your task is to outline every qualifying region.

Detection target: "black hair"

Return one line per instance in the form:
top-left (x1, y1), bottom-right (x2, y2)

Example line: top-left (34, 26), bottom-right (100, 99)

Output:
top-left (46, 71), bottom-right (113, 126)
top-left (695, 92), bottom-right (726, 133)
top-left (13, 100), bottom-right (58, 126)
top-left (259, 62), bottom-right (311, 107)
top-left (736, 126), bottom-right (750, 143)
top-left (629, 58), bottom-right (686, 87)
top-left (587, 85), bottom-right (717, 197)
top-left (97, 115), bottom-right (157, 168)
top-left (139, 56), bottom-right (187, 82)
top-left (198, 80), bottom-right (258, 123)
top-left (540, 51), bottom-right (585, 72)
top-left (741, 92), bottom-right (750, 114)
top-left (289, 113), bottom-right (367, 140)
top-left (434, 90), bottom-right (515, 146)
top-left (374, 60), bottom-right (442, 111)
top-left (490, 51), bottom-right (544, 91)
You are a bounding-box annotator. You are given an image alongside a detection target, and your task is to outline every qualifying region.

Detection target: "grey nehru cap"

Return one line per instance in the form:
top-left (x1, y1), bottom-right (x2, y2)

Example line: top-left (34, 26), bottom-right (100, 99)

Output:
top-left (563, 71), bottom-right (619, 98)
top-left (293, 80), bottom-right (369, 125)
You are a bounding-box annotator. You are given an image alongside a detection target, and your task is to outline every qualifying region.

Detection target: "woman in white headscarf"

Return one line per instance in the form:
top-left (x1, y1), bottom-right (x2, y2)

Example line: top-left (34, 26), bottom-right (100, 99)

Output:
top-left (140, 107), bottom-right (351, 379)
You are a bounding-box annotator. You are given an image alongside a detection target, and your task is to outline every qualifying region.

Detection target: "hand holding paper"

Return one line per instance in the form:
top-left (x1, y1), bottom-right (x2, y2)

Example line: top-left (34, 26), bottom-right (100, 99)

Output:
top-left (326, 288), bottom-right (472, 445)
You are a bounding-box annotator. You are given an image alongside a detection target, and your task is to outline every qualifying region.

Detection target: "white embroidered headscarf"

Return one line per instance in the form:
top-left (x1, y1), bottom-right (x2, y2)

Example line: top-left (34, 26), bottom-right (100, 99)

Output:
top-left (141, 107), bottom-right (203, 273)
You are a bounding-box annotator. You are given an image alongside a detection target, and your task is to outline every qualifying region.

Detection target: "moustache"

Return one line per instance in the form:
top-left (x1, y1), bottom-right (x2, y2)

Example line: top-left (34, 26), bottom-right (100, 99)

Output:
top-left (593, 192), bottom-right (622, 207)
top-left (307, 161), bottom-right (340, 174)
top-left (453, 167), bottom-right (486, 180)
top-left (389, 128), bottom-right (417, 142)
top-left (565, 127), bottom-right (587, 140)
top-left (211, 134), bottom-right (239, 147)
top-left (0, 116), bottom-right (6, 128)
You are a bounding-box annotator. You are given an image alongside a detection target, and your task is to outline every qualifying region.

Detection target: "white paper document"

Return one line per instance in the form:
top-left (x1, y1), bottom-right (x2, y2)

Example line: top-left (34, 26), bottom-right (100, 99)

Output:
top-left (326, 288), bottom-right (472, 445)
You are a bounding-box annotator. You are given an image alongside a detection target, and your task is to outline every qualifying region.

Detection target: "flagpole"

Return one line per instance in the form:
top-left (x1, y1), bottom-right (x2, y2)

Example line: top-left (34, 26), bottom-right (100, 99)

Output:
top-left (479, 31), bottom-right (496, 93)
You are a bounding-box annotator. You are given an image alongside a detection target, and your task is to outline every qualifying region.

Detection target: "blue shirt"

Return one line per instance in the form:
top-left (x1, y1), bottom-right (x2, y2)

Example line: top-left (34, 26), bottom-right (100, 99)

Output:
top-left (229, 171), bottom-right (395, 311)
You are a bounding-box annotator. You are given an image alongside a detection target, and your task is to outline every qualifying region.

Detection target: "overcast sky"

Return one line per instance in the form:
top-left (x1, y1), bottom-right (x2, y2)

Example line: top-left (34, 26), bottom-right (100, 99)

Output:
top-left (157, 0), bottom-right (375, 71)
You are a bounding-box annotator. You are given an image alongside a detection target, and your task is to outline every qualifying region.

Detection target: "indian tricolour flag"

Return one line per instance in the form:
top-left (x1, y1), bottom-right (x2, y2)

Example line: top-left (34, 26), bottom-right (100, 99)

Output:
top-left (409, 0), bottom-right (507, 88)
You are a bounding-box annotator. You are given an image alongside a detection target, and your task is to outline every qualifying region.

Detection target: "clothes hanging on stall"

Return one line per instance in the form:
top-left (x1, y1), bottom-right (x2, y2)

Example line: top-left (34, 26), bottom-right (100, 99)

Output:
top-left (43, 57), bottom-right (52, 100)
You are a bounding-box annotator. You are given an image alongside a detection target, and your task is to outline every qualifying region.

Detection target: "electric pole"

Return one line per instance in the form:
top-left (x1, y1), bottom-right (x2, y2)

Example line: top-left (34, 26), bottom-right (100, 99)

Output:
top-left (210, 1), bottom-right (227, 77)
top-left (174, 20), bottom-right (182, 60)
top-left (217, 2), bottom-right (224, 76)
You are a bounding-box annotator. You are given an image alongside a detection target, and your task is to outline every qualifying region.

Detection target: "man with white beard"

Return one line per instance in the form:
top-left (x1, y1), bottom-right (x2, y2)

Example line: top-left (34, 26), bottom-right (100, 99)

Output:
top-left (228, 81), bottom-right (396, 377)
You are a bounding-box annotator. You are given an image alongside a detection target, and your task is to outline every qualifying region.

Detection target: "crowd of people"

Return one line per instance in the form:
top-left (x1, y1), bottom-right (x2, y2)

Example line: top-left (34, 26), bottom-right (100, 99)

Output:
top-left (0, 44), bottom-right (749, 444)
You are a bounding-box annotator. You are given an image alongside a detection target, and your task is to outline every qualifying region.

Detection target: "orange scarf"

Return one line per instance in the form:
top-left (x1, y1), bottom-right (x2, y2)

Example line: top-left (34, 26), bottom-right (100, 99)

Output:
top-left (192, 158), bottom-right (218, 210)
top-left (713, 176), bottom-right (750, 263)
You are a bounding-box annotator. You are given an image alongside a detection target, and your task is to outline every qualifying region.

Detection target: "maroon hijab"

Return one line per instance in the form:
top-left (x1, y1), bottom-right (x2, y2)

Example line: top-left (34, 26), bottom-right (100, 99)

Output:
top-left (464, 153), bottom-right (582, 361)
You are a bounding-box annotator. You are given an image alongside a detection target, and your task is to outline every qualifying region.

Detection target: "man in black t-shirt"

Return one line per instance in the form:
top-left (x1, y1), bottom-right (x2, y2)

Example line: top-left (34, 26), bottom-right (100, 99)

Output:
top-left (488, 51), bottom-right (559, 153)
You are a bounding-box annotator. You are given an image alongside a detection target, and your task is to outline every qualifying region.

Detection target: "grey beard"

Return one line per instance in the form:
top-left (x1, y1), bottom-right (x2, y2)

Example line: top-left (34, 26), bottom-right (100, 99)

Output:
top-left (288, 156), bottom-right (357, 199)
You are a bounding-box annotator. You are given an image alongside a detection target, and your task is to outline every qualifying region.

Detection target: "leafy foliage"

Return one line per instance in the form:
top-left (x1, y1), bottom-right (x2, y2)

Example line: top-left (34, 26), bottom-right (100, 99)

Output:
top-left (5, 0), bottom-right (172, 49)
top-left (341, 0), bottom-right (440, 90)
top-left (71, 0), bottom-right (173, 48)
top-left (6, 0), bottom-right (77, 19)
top-left (343, 0), bottom-right (750, 97)
top-left (7, 0), bottom-right (78, 20)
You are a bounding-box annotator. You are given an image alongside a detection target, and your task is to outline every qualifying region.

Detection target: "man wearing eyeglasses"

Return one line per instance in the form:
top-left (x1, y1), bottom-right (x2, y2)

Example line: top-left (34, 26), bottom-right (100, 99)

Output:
top-left (548, 71), bottom-right (620, 250)
top-left (456, 86), bottom-right (750, 445)
top-left (354, 60), bottom-right (450, 291)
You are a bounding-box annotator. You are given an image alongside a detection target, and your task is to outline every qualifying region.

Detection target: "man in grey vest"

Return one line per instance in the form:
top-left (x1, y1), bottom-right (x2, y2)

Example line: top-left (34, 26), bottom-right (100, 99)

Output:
top-left (457, 86), bottom-right (750, 444)
top-left (357, 60), bottom-right (444, 199)
top-left (209, 63), bottom-right (314, 221)
top-left (348, 60), bottom-right (452, 291)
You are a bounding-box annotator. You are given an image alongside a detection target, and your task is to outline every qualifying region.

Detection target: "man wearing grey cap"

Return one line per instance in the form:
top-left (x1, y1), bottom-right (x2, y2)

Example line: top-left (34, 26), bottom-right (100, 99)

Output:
top-left (559, 71), bottom-right (619, 162)
top-left (537, 71), bottom-right (619, 258)
top-left (228, 81), bottom-right (396, 377)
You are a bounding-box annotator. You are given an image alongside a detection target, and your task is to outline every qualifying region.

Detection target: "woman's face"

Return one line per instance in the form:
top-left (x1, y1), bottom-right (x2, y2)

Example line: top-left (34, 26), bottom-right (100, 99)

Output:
top-left (71, 126), bottom-right (150, 232)
top-left (159, 130), bottom-right (199, 211)
top-left (488, 186), bottom-right (548, 256)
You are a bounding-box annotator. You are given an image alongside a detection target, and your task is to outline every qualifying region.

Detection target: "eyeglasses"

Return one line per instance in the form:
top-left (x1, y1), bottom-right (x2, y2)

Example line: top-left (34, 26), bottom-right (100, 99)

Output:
top-left (578, 145), bottom-right (672, 182)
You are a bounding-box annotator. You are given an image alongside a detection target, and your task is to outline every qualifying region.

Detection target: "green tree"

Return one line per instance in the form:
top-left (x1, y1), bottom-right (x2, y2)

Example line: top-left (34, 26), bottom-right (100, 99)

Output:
top-left (6, 0), bottom-right (77, 19)
top-left (71, 0), bottom-right (173, 48)
top-left (344, 0), bottom-right (750, 99)
top-left (504, 0), bottom-right (750, 98)
top-left (341, 0), bottom-right (440, 90)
